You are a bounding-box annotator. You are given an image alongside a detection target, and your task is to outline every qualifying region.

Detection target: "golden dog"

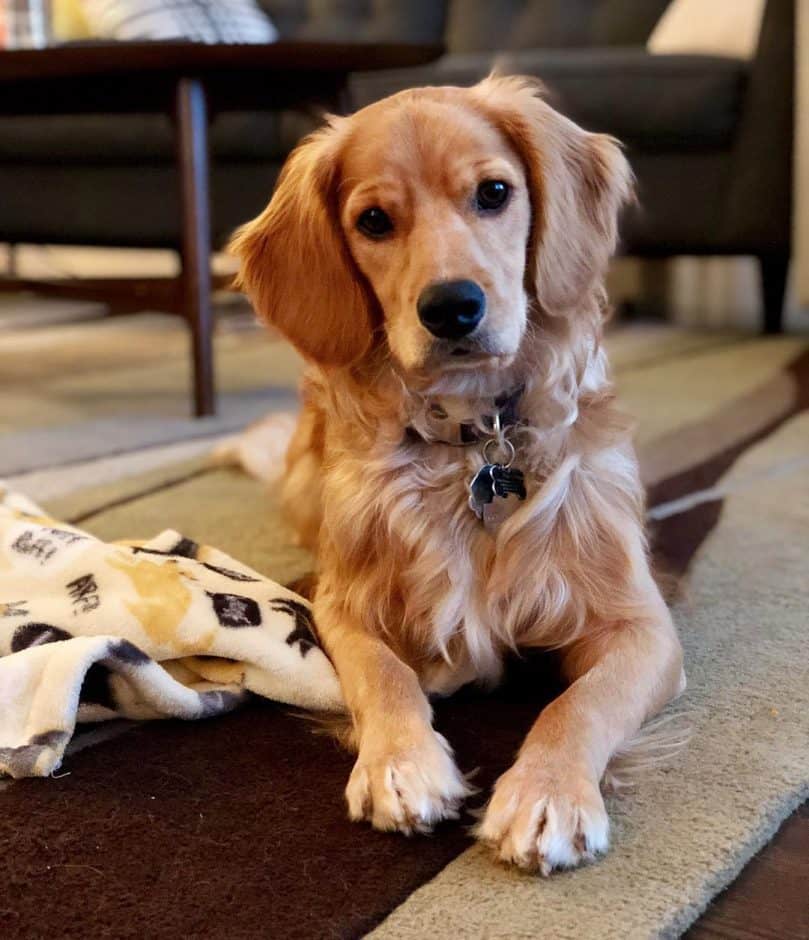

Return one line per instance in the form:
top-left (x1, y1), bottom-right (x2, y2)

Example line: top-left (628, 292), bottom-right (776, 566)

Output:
top-left (230, 76), bottom-right (685, 875)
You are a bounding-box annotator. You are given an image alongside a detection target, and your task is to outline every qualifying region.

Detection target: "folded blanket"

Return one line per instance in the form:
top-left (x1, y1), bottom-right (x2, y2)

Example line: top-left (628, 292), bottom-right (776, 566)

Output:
top-left (0, 484), bottom-right (343, 779)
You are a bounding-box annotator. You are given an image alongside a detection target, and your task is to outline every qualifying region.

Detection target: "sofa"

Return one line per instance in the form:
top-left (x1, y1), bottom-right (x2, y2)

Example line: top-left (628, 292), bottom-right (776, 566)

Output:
top-left (0, 0), bottom-right (795, 399)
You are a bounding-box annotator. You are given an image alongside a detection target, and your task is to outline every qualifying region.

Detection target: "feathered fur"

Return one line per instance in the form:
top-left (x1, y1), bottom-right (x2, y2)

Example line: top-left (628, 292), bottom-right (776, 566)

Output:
top-left (229, 76), bottom-right (686, 873)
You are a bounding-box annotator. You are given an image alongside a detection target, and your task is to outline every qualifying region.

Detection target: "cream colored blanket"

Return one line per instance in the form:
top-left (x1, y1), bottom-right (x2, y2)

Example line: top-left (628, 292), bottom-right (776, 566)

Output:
top-left (0, 485), bottom-right (342, 779)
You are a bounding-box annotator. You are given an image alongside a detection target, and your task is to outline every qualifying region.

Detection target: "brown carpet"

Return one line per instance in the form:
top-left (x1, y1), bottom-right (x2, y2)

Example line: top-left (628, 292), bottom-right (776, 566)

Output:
top-left (2, 329), bottom-right (808, 939)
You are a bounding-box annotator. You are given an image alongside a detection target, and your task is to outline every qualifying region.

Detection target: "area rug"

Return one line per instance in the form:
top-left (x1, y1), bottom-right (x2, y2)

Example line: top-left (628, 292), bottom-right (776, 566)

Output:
top-left (0, 309), bottom-right (302, 477)
top-left (1, 328), bottom-right (807, 939)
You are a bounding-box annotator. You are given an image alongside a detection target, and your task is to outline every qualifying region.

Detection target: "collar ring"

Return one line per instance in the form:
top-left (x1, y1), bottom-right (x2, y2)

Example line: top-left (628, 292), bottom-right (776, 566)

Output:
top-left (483, 435), bottom-right (515, 468)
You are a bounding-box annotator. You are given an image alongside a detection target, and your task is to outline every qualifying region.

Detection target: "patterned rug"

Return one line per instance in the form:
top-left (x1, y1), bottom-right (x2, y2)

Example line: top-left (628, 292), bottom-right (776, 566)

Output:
top-left (1, 322), bottom-right (808, 939)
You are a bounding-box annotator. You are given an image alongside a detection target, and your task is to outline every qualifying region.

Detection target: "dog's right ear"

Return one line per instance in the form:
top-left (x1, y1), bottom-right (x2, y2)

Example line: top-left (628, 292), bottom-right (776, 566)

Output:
top-left (229, 121), bottom-right (377, 367)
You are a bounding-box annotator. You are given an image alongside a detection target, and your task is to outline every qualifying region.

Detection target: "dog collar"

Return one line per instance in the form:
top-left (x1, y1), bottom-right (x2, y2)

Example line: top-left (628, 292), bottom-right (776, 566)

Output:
top-left (404, 385), bottom-right (528, 527)
top-left (405, 385), bottom-right (525, 448)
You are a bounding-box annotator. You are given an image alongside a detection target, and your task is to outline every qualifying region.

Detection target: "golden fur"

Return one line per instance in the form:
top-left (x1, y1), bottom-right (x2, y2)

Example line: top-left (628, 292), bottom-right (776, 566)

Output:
top-left (230, 76), bottom-right (685, 874)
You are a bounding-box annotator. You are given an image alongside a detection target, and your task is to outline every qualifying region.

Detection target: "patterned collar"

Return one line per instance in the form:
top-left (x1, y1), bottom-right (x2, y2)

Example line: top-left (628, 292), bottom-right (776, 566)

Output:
top-left (405, 385), bottom-right (525, 447)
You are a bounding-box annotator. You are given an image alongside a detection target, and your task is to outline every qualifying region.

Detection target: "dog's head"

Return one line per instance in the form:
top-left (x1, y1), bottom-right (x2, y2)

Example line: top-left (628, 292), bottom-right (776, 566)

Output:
top-left (231, 76), bottom-right (632, 388)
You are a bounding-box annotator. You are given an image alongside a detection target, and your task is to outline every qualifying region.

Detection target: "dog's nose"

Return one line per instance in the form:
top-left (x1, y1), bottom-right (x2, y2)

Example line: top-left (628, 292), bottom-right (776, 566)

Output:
top-left (417, 280), bottom-right (485, 340)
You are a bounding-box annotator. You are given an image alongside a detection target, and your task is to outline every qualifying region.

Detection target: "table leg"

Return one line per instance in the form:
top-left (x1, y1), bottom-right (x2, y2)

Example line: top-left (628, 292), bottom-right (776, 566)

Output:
top-left (174, 76), bottom-right (215, 418)
top-left (6, 243), bottom-right (18, 277)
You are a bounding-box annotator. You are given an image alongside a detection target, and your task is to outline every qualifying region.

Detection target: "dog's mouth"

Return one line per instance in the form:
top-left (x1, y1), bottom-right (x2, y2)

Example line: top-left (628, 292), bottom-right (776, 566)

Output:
top-left (434, 351), bottom-right (517, 382)
top-left (390, 326), bottom-right (521, 391)
top-left (440, 340), bottom-right (513, 371)
top-left (401, 341), bottom-right (520, 397)
top-left (444, 350), bottom-right (500, 369)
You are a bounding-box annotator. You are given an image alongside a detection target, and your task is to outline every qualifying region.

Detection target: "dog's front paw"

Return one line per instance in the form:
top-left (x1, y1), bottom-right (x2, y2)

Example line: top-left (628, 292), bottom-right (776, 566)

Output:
top-left (477, 756), bottom-right (608, 875)
top-left (346, 728), bottom-right (470, 834)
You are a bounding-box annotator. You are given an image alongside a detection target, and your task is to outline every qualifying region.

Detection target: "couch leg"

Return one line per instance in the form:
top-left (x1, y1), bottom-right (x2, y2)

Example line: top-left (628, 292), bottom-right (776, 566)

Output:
top-left (175, 76), bottom-right (215, 418)
top-left (758, 253), bottom-right (790, 335)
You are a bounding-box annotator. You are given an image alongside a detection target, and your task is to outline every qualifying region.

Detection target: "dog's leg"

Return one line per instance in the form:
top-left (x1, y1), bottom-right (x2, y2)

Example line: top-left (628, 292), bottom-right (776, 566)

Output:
top-left (477, 589), bottom-right (684, 874)
top-left (280, 400), bottom-right (325, 551)
top-left (317, 611), bottom-right (470, 834)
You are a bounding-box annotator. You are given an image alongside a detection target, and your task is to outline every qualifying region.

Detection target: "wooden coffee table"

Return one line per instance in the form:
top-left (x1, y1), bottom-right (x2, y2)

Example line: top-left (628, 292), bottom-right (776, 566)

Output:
top-left (0, 40), bottom-right (442, 415)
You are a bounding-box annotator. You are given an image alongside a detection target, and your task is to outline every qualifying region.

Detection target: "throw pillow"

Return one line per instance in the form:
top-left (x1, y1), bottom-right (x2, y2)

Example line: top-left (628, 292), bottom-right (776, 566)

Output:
top-left (81, 0), bottom-right (278, 44)
top-left (647, 0), bottom-right (766, 60)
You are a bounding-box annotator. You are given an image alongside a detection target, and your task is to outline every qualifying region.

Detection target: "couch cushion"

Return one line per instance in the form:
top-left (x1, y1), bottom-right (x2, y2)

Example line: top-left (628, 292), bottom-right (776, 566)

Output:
top-left (257, 0), bottom-right (446, 43)
top-left (0, 160), bottom-right (284, 247)
top-left (589, 0), bottom-right (673, 46)
top-left (350, 48), bottom-right (747, 151)
top-left (446, 0), bottom-right (672, 54)
top-left (0, 109), bottom-right (318, 165)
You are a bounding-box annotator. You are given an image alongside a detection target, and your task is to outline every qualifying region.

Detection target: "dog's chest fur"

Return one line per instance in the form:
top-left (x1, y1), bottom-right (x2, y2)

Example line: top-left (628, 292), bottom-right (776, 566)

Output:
top-left (309, 356), bottom-right (635, 698)
top-left (321, 419), bottom-right (565, 696)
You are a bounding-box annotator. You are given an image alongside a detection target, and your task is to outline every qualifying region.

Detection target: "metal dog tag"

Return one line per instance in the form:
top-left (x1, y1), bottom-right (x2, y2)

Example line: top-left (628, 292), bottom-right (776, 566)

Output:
top-left (468, 463), bottom-right (527, 519)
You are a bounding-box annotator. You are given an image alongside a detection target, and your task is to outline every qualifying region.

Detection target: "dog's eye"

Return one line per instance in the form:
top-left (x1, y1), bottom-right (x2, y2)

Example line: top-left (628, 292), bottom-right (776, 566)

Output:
top-left (476, 180), bottom-right (510, 212)
top-left (356, 207), bottom-right (393, 239)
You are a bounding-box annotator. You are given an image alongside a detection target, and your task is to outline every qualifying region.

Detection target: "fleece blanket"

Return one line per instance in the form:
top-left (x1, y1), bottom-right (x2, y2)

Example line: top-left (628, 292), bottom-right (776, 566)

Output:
top-left (0, 483), bottom-right (342, 779)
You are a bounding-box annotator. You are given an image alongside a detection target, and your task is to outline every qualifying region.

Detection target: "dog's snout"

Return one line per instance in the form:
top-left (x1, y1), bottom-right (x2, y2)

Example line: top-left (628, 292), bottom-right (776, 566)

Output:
top-left (417, 280), bottom-right (485, 340)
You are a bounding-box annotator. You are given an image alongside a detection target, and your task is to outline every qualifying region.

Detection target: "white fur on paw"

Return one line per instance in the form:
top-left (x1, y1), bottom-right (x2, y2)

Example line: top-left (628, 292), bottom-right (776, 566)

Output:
top-left (346, 730), bottom-right (470, 835)
top-left (477, 762), bottom-right (609, 875)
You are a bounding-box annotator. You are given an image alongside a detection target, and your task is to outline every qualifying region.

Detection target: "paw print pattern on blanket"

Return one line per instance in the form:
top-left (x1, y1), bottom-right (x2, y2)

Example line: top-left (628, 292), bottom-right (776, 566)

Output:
top-left (272, 597), bottom-right (318, 656)
top-left (0, 484), bottom-right (344, 779)
top-left (208, 592), bottom-right (263, 628)
top-left (11, 622), bottom-right (73, 651)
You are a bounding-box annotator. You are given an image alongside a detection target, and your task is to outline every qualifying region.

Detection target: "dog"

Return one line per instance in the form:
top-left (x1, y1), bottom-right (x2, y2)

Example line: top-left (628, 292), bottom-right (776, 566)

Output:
top-left (229, 75), bottom-right (686, 875)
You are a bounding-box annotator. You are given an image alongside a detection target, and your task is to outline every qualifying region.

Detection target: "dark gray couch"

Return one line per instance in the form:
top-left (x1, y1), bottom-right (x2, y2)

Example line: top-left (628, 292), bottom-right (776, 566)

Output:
top-left (0, 0), bottom-right (794, 335)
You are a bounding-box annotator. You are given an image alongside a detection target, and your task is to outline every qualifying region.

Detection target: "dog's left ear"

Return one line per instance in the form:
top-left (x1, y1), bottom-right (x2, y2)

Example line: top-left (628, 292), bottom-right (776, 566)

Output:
top-left (472, 75), bottom-right (634, 315)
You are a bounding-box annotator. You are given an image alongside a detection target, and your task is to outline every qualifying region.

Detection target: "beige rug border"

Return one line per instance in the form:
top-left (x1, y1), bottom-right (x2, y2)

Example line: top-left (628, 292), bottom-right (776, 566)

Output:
top-left (45, 455), bottom-right (216, 525)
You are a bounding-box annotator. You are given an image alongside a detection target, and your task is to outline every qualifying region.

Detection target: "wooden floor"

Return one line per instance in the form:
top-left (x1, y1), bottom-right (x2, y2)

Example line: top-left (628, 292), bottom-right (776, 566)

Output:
top-left (687, 801), bottom-right (808, 939)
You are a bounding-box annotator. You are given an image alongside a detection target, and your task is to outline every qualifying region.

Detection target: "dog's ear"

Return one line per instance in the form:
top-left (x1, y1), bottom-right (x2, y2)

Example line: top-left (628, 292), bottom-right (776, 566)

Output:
top-left (229, 121), bottom-right (376, 366)
top-left (471, 75), bottom-right (634, 315)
